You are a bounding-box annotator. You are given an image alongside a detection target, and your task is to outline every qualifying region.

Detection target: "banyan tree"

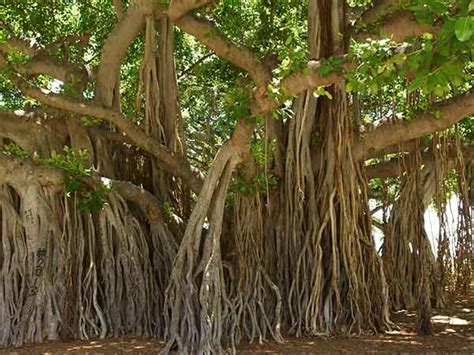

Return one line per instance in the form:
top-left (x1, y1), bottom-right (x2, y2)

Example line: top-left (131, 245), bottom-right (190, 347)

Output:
top-left (0, 0), bottom-right (472, 353)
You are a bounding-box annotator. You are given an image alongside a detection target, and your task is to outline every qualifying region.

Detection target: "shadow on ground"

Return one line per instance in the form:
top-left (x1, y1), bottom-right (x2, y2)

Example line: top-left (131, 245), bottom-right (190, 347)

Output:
top-left (1, 289), bottom-right (472, 354)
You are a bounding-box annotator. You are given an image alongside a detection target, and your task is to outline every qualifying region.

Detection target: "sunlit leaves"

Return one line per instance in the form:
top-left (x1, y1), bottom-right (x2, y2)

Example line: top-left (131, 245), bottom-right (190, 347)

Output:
top-left (454, 16), bottom-right (474, 41)
top-left (409, 0), bottom-right (450, 24)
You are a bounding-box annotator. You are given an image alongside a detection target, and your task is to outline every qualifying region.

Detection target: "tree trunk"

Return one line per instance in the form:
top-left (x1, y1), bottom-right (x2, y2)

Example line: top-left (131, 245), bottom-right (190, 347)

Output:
top-left (266, 0), bottom-right (390, 336)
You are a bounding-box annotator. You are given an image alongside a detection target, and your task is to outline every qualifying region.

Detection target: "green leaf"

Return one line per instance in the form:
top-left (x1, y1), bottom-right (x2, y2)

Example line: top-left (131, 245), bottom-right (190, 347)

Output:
top-left (314, 87), bottom-right (333, 99)
top-left (392, 54), bottom-right (406, 65)
top-left (407, 74), bottom-right (425, 92)
top-left (454, 16), bottom-right (474, 42)
top-left (433, 86), bottom-right (445, 96)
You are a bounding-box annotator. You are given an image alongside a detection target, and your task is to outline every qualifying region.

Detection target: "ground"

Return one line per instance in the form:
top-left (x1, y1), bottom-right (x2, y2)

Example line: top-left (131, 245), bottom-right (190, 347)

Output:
top-left (1, 288), bottom-right (472, 354)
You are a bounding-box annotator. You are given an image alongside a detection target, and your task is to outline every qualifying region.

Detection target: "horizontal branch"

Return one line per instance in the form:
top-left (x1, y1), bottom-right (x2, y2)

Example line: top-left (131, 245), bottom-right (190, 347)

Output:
top-left (351, 0), bottom-right (439, 43)
top-left (104, 179), bottom-right (168, 225)
top-left (0, 153), bottom-right (64, 193)
top-left (0, 37), bottom-right (89, 85)
top-left (254, 60), bottom-right (350, 114)
top-left (366, 159), bottom-right (402, 179)
top-left (354, 11), bottom-right (440, 42)
top-left (353, 89), bottom-right (474, 161)
top-left (360, 0), bottom-right (402, 25)
top-left (281, 63), bottom-right (350, 97)
top-left (0, 153), bottom-right (170, 228)
top-left (0, 36), bottom-right (39, 56)
top-left (0, 110), bottom-right (71, 153)
top-left (379, 12), bottom-right (439, 42)
top-left (15, 79), bottom-right (204, 193)
top-left (365, 144), bottom-right (474, 179)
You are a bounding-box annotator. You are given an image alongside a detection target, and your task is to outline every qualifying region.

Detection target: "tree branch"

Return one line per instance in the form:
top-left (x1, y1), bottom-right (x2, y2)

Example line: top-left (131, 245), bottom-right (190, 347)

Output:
top-left (112, 0), bottom-right (125, 21)
top-left (0, 153), bottom-right (64, 193)
top-left (282, 63), bottom-right (350, 97)
top-left (103, 178), bottom-right (168, 225)
top-left (166, 0), bottom-right (214, 21)
top-left (175, 14), bottom-right (270, 87)
top-left (0, 153), bottom-right (170, 228)
top-left (365, 144), bottom-right (474, 179)
top-left (351, 0), bottom-right (440, 43)
top-left (354, 11), bottom-right (440, 42)
top-left (359, 0), bottom-right (404, 25)
top-left (24, 57), bottom-right (87, 83)
top-left (0, 36), bottom-right (40, 56)
top-left (0, 36), bottom-right (89, 84)
top-left (0, 110), bottom-right (68, 152)
top-left (178, 52), bottom-right (214, 79)
top-left (15, 79), bottom-right (204, 193)
top-left (353, 89), bottom-right (474, 161)
top-left (95, 1), bottom-right (148, 107)
top-left (253, 60), bottom-right (352, 114)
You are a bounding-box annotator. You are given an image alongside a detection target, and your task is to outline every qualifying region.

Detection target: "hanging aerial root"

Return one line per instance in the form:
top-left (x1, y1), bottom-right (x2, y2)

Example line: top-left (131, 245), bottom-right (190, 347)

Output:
top-left (453, 128), bottom-right (472, 294)
top-left (0, 170), bottom-right (178, 346)
top-left (280, 83), bottom-right (391, 337)
top-left (381, 140), bottom-right (435, 334)
top-left (228, 193), bottom-right (283, 347)
top-left (432, 133), bottom-right (454, 304)
top-left (163, 143), bottom-right (237, 353)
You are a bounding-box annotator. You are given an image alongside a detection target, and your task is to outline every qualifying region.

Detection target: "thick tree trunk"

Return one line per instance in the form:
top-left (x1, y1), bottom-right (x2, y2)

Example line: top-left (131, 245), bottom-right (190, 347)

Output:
top-left (0, 157), bottom-right (178, 345)
top-left (163, 119), bottom-right (254, 353)
top-left (264, 0), bottom-right (390, 337)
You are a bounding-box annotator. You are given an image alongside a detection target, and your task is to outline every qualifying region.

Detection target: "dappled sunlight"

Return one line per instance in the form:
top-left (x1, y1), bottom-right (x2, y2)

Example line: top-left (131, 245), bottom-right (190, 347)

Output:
top-left (432, 315), bottom-right (469, 325)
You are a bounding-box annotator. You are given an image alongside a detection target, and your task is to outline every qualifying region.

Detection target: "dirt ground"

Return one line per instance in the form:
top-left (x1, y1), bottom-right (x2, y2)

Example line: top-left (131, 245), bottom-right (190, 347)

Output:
top-left (1, 289), bottom-right (472, 354)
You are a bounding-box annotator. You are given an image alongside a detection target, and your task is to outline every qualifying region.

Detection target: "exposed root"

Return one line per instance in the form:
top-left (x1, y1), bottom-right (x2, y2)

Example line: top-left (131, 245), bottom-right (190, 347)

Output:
top-left (0, 175), bottom-right (176, 346)
top-left (228, 193), bottom-right (283, 347)
top-left (163, 143), bottom-right (237, 353)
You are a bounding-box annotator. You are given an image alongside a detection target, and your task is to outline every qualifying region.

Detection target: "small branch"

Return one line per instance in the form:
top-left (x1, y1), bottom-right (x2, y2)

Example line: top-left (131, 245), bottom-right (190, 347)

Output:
top-left (178, 53), bottom-right (214, 79)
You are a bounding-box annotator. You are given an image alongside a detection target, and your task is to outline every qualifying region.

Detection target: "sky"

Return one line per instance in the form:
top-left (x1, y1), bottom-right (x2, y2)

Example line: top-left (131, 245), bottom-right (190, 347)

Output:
top-left (372, 194), bottom-right (461, 257)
